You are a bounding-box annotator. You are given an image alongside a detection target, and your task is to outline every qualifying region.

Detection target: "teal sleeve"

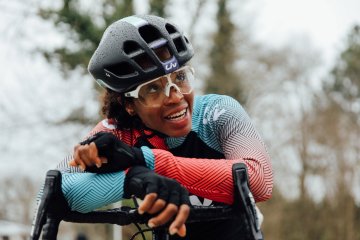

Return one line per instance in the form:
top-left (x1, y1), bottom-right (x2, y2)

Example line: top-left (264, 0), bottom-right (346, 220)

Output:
top-left (141, 146), bottom-right (155, 170)
top-left (61, 171), bottom-right (126, 213)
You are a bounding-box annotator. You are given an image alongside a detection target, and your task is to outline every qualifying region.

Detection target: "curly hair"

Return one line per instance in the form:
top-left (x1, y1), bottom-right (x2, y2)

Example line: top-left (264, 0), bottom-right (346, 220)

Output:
top-left (101, 89), bottom-right (143, 130)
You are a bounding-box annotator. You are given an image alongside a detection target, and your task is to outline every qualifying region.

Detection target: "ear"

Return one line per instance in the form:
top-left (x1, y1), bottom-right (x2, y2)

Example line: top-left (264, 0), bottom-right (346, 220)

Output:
top-left (124, 101), bottom-right (136, 116)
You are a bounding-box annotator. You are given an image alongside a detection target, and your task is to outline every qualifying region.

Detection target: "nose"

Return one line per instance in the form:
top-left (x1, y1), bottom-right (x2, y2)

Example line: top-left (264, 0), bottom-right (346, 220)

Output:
top-left (163, 86), bottom-right (183, 104)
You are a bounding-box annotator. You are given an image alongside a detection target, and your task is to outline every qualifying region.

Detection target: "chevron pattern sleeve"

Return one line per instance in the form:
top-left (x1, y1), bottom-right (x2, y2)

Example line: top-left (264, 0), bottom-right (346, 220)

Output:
top-left (153, 149), bottom-right (239, 204)
top-left (216, 96), bottom-right (273, 202)
top-left (61, 171), bottom-right (125, 213)
top-left (54, 153), bottom-right (126, 213)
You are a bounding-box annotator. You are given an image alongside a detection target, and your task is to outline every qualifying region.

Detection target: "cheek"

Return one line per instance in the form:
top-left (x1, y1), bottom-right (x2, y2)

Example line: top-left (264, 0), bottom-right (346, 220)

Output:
top-left (142, 113), bottom-right (160, 127)
top-left (134, 106), bottom-right (161, 128)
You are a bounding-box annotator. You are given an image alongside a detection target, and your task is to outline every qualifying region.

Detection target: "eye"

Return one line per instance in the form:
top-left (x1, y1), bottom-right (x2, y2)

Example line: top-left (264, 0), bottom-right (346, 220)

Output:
top-left (175, 71), bottom-right (187, 82)
top-left (143, 82), bottom-right (162, 94)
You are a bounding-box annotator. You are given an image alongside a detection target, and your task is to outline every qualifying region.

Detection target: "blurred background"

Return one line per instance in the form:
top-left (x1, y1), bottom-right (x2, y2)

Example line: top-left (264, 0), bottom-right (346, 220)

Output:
top-left (0, 0), bottom-right (359, 239)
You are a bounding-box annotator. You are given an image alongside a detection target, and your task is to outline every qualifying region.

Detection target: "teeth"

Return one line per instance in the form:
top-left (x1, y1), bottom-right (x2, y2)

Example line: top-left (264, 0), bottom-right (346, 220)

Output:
top-left (167, 109), bottom-right (186, 119)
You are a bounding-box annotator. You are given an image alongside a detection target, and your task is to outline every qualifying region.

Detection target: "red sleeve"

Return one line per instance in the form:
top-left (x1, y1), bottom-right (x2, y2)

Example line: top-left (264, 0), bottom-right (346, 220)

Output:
top-left (152, 149), bottom-right (272, 204)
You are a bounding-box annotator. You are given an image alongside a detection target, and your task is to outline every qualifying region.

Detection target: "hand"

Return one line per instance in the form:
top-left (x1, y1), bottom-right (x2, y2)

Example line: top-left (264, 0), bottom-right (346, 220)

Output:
top-left (124, 166), bottom-right (190, 237)
top-left (69, 132), bottom-right (145, 173)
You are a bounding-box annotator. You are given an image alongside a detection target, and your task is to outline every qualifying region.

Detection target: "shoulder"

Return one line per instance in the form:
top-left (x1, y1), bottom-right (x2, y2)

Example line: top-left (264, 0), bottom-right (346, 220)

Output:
top-left (195, 94), bottom-right (243, 109)
top-left (85, 119), bottom-right (121, 139)
top-left (86, 119), bottom-right (140, 145)
top-left (193, 94), bottom-right (248, 125)
top-left (91, 119), bottom-right (117, 133)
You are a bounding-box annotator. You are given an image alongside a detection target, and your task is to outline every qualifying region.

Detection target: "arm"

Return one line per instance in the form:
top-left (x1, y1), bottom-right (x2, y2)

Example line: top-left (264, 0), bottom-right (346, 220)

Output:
top-left (64, 139), bottom-right (271, 210)
top-left (58, 151), bottom-right (247, 212)
top-left (55, 155), bottom-right (126, 213)
top-left (149, 148), bottom-right (271, 204)
top-left (61, 171), bottom-right (125, 213)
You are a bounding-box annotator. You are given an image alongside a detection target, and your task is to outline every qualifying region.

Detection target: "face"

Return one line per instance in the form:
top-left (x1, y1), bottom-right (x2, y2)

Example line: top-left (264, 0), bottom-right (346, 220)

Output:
top-left (127, 89), bottom-right (194, 137)
top-left (125, 46), bottom-right (195, 137)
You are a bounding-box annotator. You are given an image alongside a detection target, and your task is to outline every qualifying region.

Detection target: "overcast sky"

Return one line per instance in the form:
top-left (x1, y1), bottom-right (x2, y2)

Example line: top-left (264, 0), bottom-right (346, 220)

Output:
top-left (254, 0), bottom-right (360, 68)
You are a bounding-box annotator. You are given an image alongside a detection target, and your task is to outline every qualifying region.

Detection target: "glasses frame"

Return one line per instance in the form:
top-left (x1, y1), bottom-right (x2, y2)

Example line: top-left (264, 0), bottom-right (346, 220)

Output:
top-left (124, 65), bottom-right (194, 99)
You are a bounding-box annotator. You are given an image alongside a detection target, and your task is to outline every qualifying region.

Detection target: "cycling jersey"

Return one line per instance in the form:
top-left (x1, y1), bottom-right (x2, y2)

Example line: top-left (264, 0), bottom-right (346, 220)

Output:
top-left (56, 94), bottom-right (273, 239)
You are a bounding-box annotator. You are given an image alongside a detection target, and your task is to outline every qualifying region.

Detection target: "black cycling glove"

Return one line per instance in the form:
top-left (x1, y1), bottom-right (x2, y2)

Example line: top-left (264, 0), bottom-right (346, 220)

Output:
top-left (80, 132), bottom-right (146, 173)
top-left (124, 166), bottom-right (190, 207)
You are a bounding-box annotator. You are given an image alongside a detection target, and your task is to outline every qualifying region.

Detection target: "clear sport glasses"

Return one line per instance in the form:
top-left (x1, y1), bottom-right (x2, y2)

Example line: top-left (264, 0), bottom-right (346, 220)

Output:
top-left (124, 66), bottom-right (195, 107)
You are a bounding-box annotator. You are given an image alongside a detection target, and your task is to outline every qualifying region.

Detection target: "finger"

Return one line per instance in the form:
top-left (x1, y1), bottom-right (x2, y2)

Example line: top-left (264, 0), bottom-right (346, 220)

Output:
top-left (77, 145), bottom-right (90, 166)
top-left (70, 144), bottom-right (81, 166)
top-left (147, 198), bottom-right (166, 214)
top-left (177, 224), bottom-right (187, 237)
top-left (89, 142), bottom-right (102, 168)
top-left (78, 145), bottom-right (97, 167)
top-left (169, 204), bottom-right (190, 236)
top-left (138, 193), bottom-right (157, 215)
top-left (72, 145), bottom-right (86, 170)
top-left (69, 159), bottom-right (77, 167)
top-left (148, 203), bottom-right (178, 228)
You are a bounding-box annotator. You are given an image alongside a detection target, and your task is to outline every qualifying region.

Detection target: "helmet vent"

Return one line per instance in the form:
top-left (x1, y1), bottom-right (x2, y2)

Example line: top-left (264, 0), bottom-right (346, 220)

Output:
top-left (184, 36), bottom-right (190, 44)
top-left (154, 46), bottom-right (172, 61)
top-left (123, 41), bottom-right (142, 55)
top-left (173, 37), bottom-right (186, 53)
top-left (165, 23), bottom-right (177, 34)
top-left (133, 53), bottom-right (156, 71)
top-left (138, 25), bottom-right (162, 44)
top-left (105, 62), bottom-right (136, 77)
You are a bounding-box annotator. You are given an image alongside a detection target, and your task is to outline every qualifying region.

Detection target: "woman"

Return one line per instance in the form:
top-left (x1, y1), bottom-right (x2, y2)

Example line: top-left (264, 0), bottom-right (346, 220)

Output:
top-left (59, 15), bottom-right (273, 239)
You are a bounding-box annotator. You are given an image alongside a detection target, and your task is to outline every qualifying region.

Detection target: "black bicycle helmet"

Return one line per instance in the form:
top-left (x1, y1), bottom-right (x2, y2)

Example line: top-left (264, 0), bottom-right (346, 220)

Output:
top-left (88, 15), bottom-right (194, 93)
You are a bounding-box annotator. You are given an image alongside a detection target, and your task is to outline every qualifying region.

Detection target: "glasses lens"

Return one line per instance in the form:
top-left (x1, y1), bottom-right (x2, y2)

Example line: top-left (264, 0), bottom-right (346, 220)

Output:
top-left (137, 66), bottom-right (194, 107)
top-left (169, 67), bottom-right (194, 94)
top-left (137, 77), bottom-right (166, 106)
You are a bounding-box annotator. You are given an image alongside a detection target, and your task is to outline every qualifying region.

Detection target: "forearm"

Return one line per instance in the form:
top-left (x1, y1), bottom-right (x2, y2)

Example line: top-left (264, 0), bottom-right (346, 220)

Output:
top-left (61, 171), bottom-right (125, 213)
top-left (56, 155), bottom-right (126, 213)
top-left (153, 149), bottom-right (235, 204)
top-left (149, 149), bottom-right (272, 204)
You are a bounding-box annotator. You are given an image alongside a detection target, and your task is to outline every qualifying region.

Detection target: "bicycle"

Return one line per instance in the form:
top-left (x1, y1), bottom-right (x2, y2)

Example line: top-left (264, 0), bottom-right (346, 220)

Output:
top-left (30, 163), bottom-right (264, 240)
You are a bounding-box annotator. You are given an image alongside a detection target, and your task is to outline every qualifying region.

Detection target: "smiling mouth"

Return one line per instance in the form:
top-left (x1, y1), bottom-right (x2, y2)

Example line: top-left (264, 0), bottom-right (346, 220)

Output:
top-left (165, 108), bottom-right (187, 121)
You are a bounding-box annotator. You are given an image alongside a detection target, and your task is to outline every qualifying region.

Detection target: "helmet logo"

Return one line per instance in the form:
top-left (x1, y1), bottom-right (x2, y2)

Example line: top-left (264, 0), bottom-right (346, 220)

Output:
top-left (165, 62), bottom-right (177, 71)
top-left (163, 57), bottom-right (179, 73)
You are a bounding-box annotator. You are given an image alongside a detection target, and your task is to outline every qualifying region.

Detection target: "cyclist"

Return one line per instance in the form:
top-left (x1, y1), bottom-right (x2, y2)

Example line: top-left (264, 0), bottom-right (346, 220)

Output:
top-left (56, 15), bottom-right (273, 239)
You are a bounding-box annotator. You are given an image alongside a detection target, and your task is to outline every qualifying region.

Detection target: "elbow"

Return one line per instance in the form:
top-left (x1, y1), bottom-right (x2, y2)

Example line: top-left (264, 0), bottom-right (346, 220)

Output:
top-left (248, 160), bottom-right (274, 202)
top-left (253, 179), bottom-right (273, 202)
top-left (257, 165), bottom-right (273, 202)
